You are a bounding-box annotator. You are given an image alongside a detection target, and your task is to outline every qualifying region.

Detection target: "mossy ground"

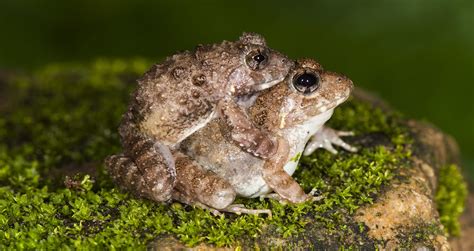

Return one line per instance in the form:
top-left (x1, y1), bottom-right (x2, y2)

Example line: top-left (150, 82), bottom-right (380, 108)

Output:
top-left (0, 59), bottom-right (465, 249)
top-left (435, 164), bottom-right (468, 237)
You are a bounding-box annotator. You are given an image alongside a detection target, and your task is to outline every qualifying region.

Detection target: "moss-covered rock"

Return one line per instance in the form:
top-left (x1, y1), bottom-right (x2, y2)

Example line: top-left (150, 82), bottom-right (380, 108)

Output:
top-left (0, 59), bottom-right (467, 249)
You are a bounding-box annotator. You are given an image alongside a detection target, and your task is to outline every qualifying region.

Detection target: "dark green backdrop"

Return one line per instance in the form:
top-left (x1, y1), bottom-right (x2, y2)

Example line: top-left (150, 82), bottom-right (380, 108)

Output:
top-left (1, 0), bottom-right (473, 178)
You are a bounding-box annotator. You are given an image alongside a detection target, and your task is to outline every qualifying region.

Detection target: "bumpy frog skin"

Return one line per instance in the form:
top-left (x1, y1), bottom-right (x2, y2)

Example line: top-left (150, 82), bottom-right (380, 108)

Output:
top-left (105, 33), bottom-right (294, 202)
top-left (177, 59), bottom-right (356, 216)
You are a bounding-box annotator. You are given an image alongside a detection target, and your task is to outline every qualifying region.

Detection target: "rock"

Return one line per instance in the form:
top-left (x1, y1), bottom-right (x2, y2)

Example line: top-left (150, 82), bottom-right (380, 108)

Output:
top-left (353, 121), bottom-right (453, 250)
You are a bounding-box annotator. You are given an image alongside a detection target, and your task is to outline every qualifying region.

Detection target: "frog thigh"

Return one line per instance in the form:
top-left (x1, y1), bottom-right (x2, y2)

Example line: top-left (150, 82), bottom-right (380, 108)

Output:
top-left (105, 153), bottom-right (174, 202)
top-left (172, 152), bottom-right (236, 210)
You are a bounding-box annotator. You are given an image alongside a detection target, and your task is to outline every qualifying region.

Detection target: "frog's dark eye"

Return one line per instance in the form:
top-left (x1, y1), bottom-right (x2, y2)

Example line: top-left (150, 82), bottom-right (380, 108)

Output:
top-left (246, 50), bottom-right (268, 70)
top-left (293, 72), bottom-right (320, 94)
top-left (253, 54), bottom-right (266, 63)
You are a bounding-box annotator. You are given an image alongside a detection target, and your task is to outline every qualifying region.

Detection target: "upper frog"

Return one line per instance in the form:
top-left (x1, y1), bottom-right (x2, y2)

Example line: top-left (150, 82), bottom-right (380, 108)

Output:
top-left (121, 32), bottom-right (293, 147)
top-left (106, 33), bottom-right (294, 203)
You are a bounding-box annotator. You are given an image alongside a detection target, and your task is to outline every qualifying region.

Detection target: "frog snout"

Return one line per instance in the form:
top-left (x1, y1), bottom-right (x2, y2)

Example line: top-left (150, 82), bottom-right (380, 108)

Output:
top-left (334, 74), bottom-right (354, 91)
top-left (346, 78), bottom-right (354, 91)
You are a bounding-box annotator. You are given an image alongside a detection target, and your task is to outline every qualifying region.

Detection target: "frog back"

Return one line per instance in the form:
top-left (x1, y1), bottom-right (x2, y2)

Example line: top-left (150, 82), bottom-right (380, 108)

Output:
top-left (129, 52), bottom-right (219, 146)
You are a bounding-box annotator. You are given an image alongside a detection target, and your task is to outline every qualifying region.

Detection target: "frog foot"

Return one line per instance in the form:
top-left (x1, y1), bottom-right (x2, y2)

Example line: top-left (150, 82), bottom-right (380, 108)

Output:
top-left (303, 127), bottom-right (357, 156)
top-left (191, 201), bottom-right (224, 216)
top-left (221, 204), bottom-right (273, 218)
top-left (260, 191), bottom-right (324, 205)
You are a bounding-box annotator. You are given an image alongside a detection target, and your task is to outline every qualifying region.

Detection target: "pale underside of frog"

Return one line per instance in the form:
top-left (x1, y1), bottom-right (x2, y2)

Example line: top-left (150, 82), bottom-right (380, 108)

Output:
top-left (105, 33), bottom-right (295, 202)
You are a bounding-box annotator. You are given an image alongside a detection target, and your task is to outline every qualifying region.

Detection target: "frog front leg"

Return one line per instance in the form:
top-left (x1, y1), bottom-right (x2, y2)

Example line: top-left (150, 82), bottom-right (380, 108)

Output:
top-left (261, 137), bottom-right (315, 203)
top-left (220, 98), bottom-right (278, 158)
top-left (303, 126), bottom-right (357, 156)
top-left (172, 152), bottom-right (271, 217)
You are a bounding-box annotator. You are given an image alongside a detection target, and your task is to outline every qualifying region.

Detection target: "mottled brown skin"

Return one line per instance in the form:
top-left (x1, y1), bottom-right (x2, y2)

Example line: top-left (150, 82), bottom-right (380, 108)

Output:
top-left (105, 33), bottom-right (293, 202)
top-left (176, 59), bottom-right (355, 214)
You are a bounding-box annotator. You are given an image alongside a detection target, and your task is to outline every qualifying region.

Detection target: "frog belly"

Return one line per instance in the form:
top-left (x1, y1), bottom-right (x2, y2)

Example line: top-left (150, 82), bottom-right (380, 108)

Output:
top-left (235, 109), bottom-right (334, 198)
top-left (282, 109), bottom-right (334, 175)
top-left (233, 175), bottom-right (272, 198)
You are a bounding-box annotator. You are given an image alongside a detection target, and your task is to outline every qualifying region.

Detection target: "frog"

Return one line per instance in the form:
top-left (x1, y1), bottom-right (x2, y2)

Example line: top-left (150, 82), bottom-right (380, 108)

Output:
top-left (172, 58), bottom-right (357, 216)
top-left (105, 33), bottom-right (294, 202)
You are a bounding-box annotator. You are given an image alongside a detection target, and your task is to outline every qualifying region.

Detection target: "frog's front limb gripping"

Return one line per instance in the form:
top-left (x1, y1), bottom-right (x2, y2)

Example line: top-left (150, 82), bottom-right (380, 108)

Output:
top-left (261, 137), bottom-right (313, 203)
top-left (303, 127), bottom-right (357, 156)
top-left (220, 99), bottom-right (278, 159)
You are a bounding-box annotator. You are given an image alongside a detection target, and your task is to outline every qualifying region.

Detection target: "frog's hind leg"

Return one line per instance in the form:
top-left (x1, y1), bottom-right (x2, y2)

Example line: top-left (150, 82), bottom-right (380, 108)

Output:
top-left (172, 190), bottom-right (223, 216)
top-left (105, 152), bottom-right (174, 202)
top-left (119, 130), bottom-right (178, 201)
top-left (105, 154), bottom-right (148, 196)
top-left (172, 152), bottom-right (271, 217)
top-left (173, 152), bottom-right (235, 210)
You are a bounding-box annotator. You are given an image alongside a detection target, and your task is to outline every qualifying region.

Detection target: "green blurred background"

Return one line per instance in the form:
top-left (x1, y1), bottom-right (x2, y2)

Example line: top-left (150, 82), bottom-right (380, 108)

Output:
top-left (0, 0), bottom-right (473, 179)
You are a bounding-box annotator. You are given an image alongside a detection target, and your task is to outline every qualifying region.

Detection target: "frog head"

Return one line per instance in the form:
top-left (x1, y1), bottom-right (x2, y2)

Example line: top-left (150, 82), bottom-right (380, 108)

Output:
top-left (250, 58), bottom-right (353, 131)
top-left (224, 32), bottom-right (295, 97)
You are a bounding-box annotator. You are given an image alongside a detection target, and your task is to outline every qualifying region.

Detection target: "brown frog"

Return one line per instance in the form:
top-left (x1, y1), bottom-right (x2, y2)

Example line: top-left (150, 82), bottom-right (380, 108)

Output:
top-left (174, 59), bottom-right (356, 215)
top-left (105, 33), bottom-right (294, 202)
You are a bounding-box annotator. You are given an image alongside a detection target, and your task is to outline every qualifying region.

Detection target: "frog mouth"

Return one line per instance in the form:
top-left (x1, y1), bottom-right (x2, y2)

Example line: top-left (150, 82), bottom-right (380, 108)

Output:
top-left (319, 96), bottom-right (349, 114)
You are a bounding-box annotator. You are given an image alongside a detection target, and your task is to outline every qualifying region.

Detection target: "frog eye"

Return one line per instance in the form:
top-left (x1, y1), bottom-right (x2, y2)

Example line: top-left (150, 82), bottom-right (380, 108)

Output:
top-left (245, 50), bottom-right (268, 70)
top-left (293, 72), bottom-right (320, 94)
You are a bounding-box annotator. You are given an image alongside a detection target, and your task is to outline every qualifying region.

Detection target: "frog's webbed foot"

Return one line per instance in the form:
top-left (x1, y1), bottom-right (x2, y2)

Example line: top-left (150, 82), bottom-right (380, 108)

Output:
top-left (221, 204), bottom-right (272, 218)
top-left (303, 127), bottom-right (357, 156)
top-left (189, 202), bottom-right (272, 218)
top-left (175, 196), bottom-right (272, 218)
top-left (193, 201), bottom-right (224, 216)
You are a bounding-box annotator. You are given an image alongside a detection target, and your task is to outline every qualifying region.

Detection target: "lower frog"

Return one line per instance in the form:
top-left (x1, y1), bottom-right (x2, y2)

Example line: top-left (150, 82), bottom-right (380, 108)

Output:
top-left (174, 58), bottom-right (357, 216)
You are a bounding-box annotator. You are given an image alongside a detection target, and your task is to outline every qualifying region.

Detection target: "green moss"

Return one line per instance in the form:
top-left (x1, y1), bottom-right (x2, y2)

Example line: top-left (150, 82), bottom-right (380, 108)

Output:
top-left (0, 59), bottom-right (414, 249)
top-left (435, 164), bottom-right (468, 236)
top-left (396, 223), bottom-right (443, 250)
